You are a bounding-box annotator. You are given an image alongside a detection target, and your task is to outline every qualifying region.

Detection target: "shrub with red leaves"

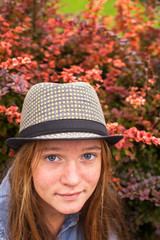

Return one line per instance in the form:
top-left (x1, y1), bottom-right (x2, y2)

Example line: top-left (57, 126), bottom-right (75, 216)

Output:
top-left (0, 0), bottom-right (160, 239)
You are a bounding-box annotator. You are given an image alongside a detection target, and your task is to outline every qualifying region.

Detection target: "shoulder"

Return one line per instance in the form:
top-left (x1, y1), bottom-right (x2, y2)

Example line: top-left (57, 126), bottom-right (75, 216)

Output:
top-left (109, 231), bottom-right (118, 240)
top-left (0, 199), bottom-right (9, 240)
top-left (0, 220), bottom-right (7, 240)
top-left (0, 171), bottom-right (10, 240)
top-left (0, 180), bottom-right (10, 240)
top-left (0, 203), bottom-right (8, 240)
top-left (0, 169), bottom-right (11, 203)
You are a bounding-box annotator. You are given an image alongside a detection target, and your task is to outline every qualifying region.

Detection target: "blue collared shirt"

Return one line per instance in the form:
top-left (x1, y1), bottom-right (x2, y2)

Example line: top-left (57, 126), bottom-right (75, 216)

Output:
top-left (0, 172), bottom-right (117, 240)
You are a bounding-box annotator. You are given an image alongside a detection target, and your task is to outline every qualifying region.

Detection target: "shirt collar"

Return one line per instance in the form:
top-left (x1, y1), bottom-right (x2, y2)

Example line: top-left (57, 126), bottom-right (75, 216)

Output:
top-left (58, 212), bottom-right (80, 236)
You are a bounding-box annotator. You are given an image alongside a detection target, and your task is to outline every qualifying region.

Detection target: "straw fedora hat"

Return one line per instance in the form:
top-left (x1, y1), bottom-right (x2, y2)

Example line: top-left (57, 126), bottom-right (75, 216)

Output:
top-left (6, 82), bottom-right (123, 151)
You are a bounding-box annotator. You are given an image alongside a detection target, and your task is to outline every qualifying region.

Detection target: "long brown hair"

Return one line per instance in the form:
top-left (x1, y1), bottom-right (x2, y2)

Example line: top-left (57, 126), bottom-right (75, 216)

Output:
top-left (8, 140), bottom-right (129, 240)
top-left (82, 140), bottom-right (130, 240)
top-left (8, 141), bottom-right (54, 240)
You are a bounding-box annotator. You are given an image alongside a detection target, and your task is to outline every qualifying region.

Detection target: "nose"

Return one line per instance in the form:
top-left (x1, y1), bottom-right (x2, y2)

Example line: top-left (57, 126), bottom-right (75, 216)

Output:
top-left (60, 161), bottom-right (81, 186)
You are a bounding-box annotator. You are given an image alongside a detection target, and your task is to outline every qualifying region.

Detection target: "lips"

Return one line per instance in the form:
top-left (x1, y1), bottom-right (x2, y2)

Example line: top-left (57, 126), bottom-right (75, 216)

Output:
top-left (56, 191), bottom-right (82, 200)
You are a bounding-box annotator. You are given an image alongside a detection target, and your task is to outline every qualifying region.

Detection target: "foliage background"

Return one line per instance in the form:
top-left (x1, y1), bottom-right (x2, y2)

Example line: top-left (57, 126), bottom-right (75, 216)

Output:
top-left (0, 0), bottom-right (160, 239)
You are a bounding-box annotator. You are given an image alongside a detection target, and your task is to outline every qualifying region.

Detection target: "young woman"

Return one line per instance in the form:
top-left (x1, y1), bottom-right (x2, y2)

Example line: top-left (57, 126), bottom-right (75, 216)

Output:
top-left (0, 82), bottom-right (129, 240)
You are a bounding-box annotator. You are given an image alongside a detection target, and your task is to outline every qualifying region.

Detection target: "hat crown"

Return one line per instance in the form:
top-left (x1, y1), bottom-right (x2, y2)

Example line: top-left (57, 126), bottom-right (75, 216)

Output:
top-left (20, 82), bottom-right (106, 133)
top-left (6, 82), bottom-right (123, 151)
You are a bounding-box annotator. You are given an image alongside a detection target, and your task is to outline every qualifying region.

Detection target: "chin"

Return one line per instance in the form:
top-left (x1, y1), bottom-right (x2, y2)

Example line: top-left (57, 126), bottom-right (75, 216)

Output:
top-left (60, 205), bottom-right (83, 215)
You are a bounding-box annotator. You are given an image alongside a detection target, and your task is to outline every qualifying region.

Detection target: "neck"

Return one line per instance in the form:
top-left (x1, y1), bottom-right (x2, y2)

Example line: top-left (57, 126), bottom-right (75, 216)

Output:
top-left (45, 210), bottom-right (66, 235)
top-left (38, 197), bottom-right (66, 235)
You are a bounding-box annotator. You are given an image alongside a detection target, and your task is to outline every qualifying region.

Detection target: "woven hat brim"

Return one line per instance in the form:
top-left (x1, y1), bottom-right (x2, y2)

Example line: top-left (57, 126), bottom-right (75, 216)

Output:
top-left (6, 132), bottom-right (123, 152)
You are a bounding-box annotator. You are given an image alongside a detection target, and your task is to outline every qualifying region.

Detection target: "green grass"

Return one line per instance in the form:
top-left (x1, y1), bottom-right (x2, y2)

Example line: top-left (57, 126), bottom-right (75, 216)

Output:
top-left (59, 0), bottom-right (117, 16)
top-left (58, 0), bottom-right (159, 28)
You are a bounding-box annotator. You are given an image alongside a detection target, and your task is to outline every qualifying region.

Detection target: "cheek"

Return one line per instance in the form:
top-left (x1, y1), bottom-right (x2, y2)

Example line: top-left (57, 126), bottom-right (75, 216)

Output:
top-left (84, 163), bottom-right (101, 187)
top-left (32, 167), bottom-right (58, 191)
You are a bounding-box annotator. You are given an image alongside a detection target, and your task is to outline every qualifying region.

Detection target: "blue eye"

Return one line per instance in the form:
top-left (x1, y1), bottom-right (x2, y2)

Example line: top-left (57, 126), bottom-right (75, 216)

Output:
top-left (46, 155), bottom-right (58, 162)
top-left (83, 154), bottom-right (94, 160)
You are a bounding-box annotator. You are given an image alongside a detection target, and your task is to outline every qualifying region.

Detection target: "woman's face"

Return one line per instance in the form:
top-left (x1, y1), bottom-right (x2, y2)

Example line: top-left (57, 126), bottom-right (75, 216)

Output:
top-left (32, 139), bottom-right (102, 217)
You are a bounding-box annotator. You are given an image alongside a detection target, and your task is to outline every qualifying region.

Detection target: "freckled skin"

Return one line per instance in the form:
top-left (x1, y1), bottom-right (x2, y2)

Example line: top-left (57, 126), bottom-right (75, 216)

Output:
top-left (32, 139), bottom-right (102, 221)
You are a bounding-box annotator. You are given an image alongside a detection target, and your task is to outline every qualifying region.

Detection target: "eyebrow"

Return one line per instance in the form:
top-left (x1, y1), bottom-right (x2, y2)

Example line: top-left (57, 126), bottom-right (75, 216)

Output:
top-left (81, 146), bottom-right (102, 151)
top-left (42, 146), bottom-right (102, 151)
top-left (42, 147), bottom-right (62, 151)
